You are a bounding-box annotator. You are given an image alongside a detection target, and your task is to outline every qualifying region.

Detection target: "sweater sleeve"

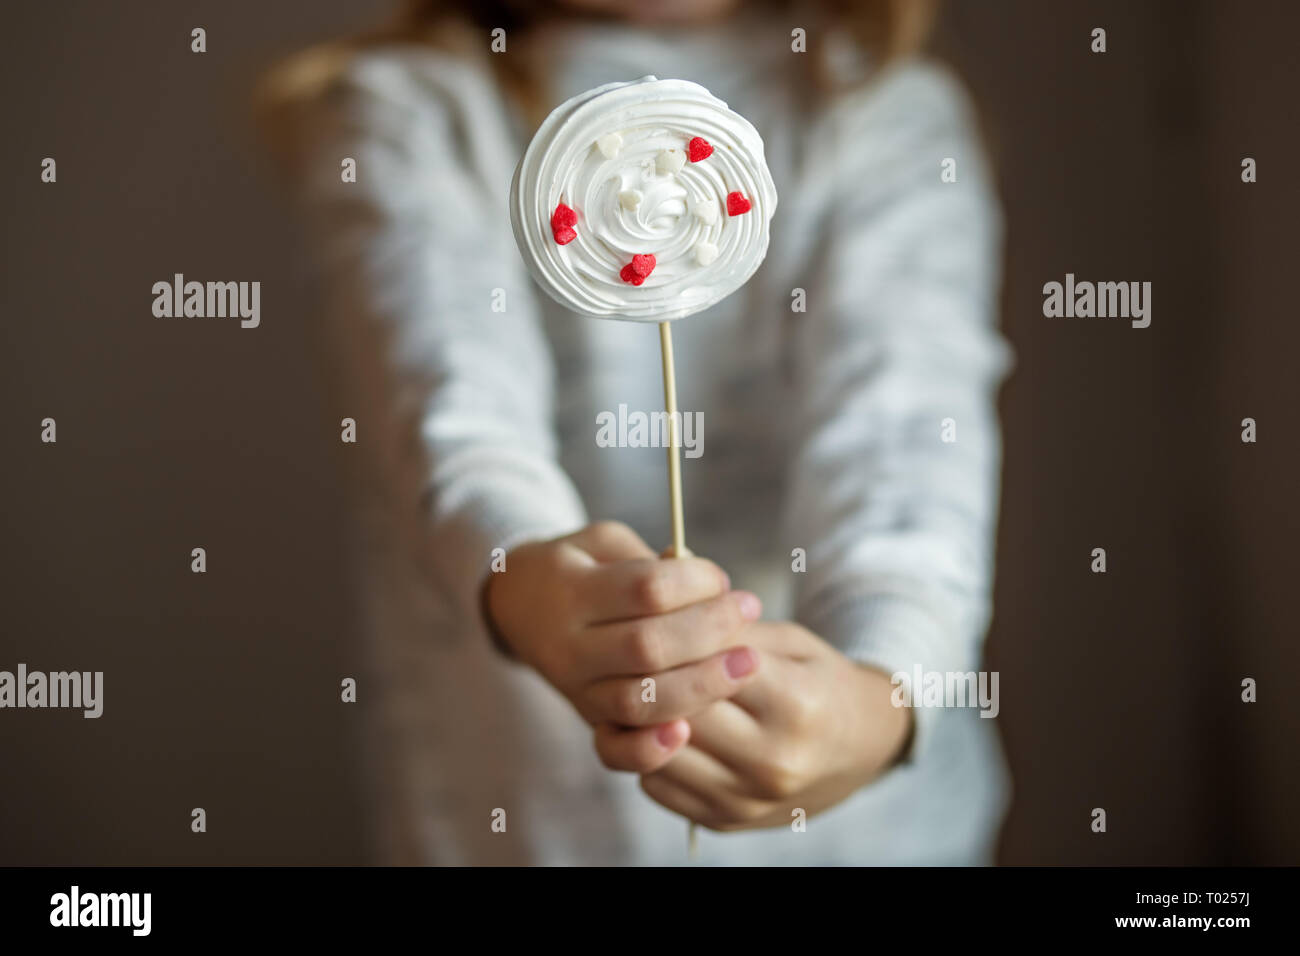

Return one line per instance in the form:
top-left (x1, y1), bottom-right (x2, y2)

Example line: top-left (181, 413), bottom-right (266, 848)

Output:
top-left (285, 51), bottom-right (588, 639)
top-left (783, 62), bottom-right (1013, 762)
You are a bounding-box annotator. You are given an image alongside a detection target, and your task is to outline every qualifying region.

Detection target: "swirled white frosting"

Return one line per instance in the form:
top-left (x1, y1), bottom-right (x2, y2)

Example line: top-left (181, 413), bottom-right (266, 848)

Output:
top-left (510, 76), bottom-right (778, 322)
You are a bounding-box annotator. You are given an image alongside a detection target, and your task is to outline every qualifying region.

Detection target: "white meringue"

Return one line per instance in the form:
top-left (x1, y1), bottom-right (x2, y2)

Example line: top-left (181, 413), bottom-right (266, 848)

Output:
top-left (509, 76), bottom-right (778, 322)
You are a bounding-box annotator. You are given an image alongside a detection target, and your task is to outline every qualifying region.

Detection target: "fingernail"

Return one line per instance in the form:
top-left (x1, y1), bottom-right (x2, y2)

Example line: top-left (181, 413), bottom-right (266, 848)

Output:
top-left (720, 569), bottom-right (731, 592)
top-left (724, 647), bottom-right (757, 679)
top-left (657, 720), bottom-right (688, 749)
top-left (734, 590), bottom-right (761, 621)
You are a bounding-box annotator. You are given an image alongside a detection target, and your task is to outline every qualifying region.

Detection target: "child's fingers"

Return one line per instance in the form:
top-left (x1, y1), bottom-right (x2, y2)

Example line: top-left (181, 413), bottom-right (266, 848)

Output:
top-left (579, 591), bottom-right (761, 677)
top-left (592, 719), bottom-right (690, 773)
top-left (565, 521), bottom-right (657, 563)
top-left (643, 744), bottom-right (772, 825)
top-left (577, 556), bottom-right (730, 624)
top-left (579, 646), bottom-right (759, 726)
top-left (672, 697), bottom-right (768, 776)
top-left (638, 768), bottom-right (719, 829)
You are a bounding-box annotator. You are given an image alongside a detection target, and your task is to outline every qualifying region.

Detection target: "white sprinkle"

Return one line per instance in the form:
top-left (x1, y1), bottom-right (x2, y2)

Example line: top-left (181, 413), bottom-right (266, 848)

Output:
top-left (618, 189), bottom-right (643, 210)
top-left (692, 198), bottom-right (719, 225)
top-left (656, 149), bottom-right (686, 175)
top-left (694, 241), bottom-right (719, 266)
top-left (596, 133), bottom-right (623, 159)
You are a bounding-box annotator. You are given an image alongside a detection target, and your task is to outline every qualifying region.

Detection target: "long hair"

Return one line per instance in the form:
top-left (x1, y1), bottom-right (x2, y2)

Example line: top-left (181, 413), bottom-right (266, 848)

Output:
top-left (256, 0), bottom-right (937, 165)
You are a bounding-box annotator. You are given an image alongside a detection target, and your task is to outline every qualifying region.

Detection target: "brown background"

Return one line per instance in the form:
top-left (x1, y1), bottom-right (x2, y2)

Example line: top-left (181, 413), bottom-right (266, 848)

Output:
top-left (1, 0), bottom-right (1296, 865)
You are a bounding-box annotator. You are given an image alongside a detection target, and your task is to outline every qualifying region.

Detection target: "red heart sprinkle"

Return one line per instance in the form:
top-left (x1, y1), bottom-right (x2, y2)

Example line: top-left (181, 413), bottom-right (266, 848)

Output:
top-left (553, 225), bottom-right (577, 245)
top-left (630, 253), bottom-right (656, 278)
top-left (551, 203), bottom-right (577, 229)
top-left (619, 263), bottom-right (646, 286)
top-left (687, 137), bottom-right (713, 162)
top-left (726, 191), bottom-right (752, 216)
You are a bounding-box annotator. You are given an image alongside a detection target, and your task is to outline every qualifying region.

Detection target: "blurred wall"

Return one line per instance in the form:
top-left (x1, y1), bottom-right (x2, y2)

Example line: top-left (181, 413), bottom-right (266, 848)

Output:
top-left (2, 0), bottom-right (1296, 865)
top-left (0, 0), bottom-right (375, 865)
top-left (935, 0), bottom-right (1300, 865)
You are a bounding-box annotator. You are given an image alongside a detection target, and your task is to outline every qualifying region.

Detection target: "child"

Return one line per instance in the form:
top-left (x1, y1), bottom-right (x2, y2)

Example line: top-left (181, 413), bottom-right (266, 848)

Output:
top-left (261, 0), bottom-right (1012, 865)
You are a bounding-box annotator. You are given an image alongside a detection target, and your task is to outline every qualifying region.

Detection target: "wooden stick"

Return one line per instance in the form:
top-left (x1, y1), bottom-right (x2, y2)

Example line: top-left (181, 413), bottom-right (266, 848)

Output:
top-left (658, 321), bottom-right (687, 560)
top-left (658, 320), bottom-right (699, 860)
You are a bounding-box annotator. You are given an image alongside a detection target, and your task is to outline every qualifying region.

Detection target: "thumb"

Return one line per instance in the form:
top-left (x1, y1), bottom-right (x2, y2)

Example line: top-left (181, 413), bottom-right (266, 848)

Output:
top-left (566, 520), bottom-right (656, 562)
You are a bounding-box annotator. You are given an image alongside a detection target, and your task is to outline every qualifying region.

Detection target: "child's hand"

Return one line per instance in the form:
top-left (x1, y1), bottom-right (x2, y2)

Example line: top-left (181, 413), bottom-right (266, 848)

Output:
top-left (631, 620), bottom-right (913, 830)
top-left (484, 521), bottom-right (763, 767)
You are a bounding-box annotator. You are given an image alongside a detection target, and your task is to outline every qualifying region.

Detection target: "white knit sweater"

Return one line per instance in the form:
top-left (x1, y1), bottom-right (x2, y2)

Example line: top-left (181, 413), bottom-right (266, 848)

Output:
top-left (292, 15), bottom-right (1013, 865)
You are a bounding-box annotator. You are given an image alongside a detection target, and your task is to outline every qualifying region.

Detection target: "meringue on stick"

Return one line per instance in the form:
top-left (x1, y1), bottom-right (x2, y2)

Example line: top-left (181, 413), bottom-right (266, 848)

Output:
top-left (509, 76), bottom-right (778, 857)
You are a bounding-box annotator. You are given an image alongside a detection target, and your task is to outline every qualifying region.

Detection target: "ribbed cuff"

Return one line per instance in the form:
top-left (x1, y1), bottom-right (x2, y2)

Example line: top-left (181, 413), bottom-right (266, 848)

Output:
top-left (430, 481), bottom-right (587, 657)
top-left (800, 594), bottom-right (963, 765)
